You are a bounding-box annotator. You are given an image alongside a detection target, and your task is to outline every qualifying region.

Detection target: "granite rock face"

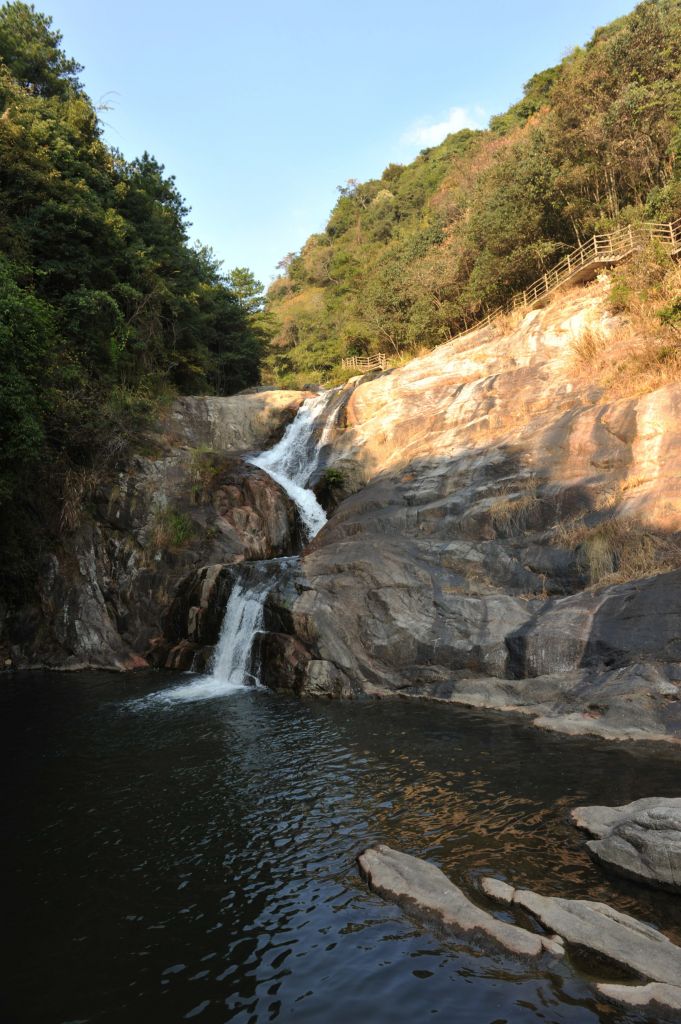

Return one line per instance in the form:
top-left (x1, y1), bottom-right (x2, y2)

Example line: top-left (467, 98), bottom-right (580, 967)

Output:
top-left (263, 284), bottom-right (681, 741)
top-left (5, 391), bottom-right (310, 671)
top-left (572, 797), bottom-right (681, 892)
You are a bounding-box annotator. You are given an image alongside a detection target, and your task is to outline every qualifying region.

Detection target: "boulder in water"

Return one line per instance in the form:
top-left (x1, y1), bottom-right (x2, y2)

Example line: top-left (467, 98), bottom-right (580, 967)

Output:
top-left (357, 845), bottom-right (547, 957)
top-left (482, 876), bottom-right (681, 985)
top-left (572, 797), bottom-right (681, 892)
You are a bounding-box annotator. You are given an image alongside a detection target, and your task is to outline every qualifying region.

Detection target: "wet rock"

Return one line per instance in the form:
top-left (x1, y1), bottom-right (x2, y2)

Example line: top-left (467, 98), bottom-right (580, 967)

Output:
top-left (572, 797), bottom-right (681, 892)
top-left (357, 845), bottom-right (546, 957)
top-left (9, 392), bottom-right (307, 672)
top-left (310, 457), bottom-right (367, 513)
top-left (483, 877), bottom-right (681, 985)
top-left (258, 633), bottom-right (312, 693)
top-left (597, 981), bottom-right (681, 1011)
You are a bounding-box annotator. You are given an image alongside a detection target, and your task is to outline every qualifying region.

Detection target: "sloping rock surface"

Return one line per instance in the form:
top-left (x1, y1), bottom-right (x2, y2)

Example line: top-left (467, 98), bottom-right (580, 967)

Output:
top-left (264, 284), bottom-right (681, 741)
top-left (572, 797), bottom-right (681, 892)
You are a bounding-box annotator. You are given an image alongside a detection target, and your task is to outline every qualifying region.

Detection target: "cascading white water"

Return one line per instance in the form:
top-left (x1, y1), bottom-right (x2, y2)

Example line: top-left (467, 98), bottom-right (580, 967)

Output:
top-left (248, 391), bottom-right (334, 539)
top-left (210, 575), bottom-right (273, 687)
top-left (142, 567), bottom-right (278, 705)
top-left (151, 393), bottom-right (336, 703)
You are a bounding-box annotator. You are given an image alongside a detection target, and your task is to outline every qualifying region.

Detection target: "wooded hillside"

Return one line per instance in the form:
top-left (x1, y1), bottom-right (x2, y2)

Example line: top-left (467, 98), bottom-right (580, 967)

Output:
top-left (266, 0), bottom-right (681, 386)
top-left (0, 3), bottom-right (266, 594)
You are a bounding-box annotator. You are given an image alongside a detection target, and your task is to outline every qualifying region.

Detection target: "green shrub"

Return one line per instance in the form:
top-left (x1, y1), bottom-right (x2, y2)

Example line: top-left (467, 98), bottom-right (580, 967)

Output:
top-left (151, 508), bottom-right (194, 550)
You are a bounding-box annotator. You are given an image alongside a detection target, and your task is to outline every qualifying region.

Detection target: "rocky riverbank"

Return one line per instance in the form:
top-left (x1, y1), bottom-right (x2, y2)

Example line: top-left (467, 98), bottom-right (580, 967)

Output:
top-left (6, 280), bottom-right (681, 744)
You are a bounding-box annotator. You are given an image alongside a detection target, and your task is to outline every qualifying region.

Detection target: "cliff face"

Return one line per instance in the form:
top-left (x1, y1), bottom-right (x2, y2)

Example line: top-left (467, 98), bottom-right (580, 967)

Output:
top-left (4, 391), bottom-right (310, 671)
top-left (8, 280), bottom-right (681, 742)
top-left (263, 281), bottom-right (681, 742)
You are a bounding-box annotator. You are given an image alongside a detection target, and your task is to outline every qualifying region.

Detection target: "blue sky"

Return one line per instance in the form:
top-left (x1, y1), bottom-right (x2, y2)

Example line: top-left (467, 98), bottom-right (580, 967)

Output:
top-left (44, 0), bottom-right (636, 286)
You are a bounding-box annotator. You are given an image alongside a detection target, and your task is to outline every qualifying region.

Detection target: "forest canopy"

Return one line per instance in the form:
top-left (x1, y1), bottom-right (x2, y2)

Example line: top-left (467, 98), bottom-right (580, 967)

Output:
top-left (0, 2), bottom-right (266, 591)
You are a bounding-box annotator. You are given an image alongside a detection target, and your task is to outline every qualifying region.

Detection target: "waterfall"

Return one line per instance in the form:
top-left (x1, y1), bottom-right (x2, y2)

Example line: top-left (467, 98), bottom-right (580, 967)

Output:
top-left (248, 391), bottom-right (333, 539)
top-left (152, 392), bottom-right (336, 703)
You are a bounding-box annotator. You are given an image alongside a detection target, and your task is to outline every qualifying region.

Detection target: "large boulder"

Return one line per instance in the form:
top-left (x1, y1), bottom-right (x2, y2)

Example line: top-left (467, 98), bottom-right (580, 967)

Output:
top-left (572, 797), bottom-right (681, 892)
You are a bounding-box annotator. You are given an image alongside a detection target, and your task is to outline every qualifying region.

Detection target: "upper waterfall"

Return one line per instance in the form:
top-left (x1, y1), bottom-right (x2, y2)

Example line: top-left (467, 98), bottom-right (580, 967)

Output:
top-left (248, 391), bottom-right (335, 538)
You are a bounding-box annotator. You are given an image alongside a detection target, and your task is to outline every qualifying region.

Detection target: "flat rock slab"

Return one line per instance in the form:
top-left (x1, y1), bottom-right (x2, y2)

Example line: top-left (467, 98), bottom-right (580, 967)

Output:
top-left (598, 981), bottom-right (681, 1012)
top-left (357, 845), bottom-right (550, 957)
top-left (482, 877), bottom-right (681, 986)
top-left (572, 797), bottom-right (681, 893)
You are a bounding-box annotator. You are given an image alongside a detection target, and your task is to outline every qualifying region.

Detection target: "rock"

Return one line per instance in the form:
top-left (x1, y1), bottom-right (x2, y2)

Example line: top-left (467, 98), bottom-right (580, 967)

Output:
top-left (357, 845), bottom-right (546, 957)
top-left (166, 391), bottom-right (311, 452)
top-left (480, 876), bottom-right (515, 905)
top-left (258, 286), bottom-right (681, 741)
top-left (7, 391), bottom-right (307, 671)
top-left (483, 877), bottom-right (681, 985)
top-left (597, 981), bottom-right (681, 1011)
top-left (541, 934), bottom-right (567, 957)
top-left (572, 797), bottom-right (681, 892)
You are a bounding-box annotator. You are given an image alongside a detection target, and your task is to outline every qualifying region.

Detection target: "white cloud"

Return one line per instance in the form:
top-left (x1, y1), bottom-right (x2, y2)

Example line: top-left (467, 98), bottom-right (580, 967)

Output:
top-left (401, 106), bottom-right (486, 148)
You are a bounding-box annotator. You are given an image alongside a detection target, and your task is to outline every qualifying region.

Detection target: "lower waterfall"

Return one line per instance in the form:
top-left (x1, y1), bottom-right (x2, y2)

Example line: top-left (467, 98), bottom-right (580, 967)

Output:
top-left (158, 391), bottom-right (336, 702)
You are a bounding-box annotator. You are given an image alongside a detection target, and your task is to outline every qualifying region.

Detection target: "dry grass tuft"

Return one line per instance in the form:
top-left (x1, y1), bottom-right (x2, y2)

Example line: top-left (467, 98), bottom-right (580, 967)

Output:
top-left (189, 446), bottom-right (220, 503)
top-left (494, 307), bottom-right (527, 337)
top-left (489, 477), bottom-right (541, 535)
top-left (60, 467), bottom-right (100, 533)
top-left (570, 250), bottom-right (681, 399)
top-left (555, 514), bottom-right (681, 587)
top-left (571, 324), bottom-right (608, 365)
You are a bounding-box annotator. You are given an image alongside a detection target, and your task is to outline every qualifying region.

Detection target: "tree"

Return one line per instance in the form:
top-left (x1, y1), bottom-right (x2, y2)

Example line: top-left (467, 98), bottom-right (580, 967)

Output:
top-left (226, 267), bottom-right (265, 314)
top-left (0, 2), bottom-right (82, 97)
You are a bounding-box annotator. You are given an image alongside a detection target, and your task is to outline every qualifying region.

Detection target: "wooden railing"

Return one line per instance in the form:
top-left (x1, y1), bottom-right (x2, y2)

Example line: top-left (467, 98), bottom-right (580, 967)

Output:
top-left (336, 218), bottom-right (680, 373)
top-left (449, 217), bottom-right (681, 345)
top-left (341, 353), bottom-right (388, 372)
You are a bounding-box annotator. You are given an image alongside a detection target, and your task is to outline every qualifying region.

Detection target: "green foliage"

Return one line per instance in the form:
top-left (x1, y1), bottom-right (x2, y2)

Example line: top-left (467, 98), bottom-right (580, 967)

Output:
top-left (0, 255), bottom-right (55, 501)
top-left (266, 0), bottom-right (681, 387)
top-left (151, 507), bottom-right (194, 550)
top-left (0, 2), bottom-right (267, 597)
top-left (321, 467), bottom-right (344, 487)
top-left (0, 1), bottom-right (81, 97)
top-left (659, 297), bottom-right (681, 329)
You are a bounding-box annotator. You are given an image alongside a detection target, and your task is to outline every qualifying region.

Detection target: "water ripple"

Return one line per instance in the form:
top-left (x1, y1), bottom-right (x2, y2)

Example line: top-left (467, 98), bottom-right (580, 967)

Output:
top-left (2, 672), bottom-right (681, 1023)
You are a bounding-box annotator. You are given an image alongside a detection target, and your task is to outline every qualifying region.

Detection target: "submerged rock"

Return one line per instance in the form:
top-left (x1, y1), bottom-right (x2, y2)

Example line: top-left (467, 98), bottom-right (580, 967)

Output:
top-left (358, 845), bottom-right (681, 1002)
top-left (357, 845), bottom-right (550, 957)
top-left (572, 797), bottom-right (681, 892)
top-left (482, 877), bottom-right (681, 986)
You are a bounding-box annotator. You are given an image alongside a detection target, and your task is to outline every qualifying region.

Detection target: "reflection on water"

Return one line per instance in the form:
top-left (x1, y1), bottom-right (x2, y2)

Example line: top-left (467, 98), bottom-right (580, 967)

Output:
top-left (2, 670), bottom-right (681, 1024)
